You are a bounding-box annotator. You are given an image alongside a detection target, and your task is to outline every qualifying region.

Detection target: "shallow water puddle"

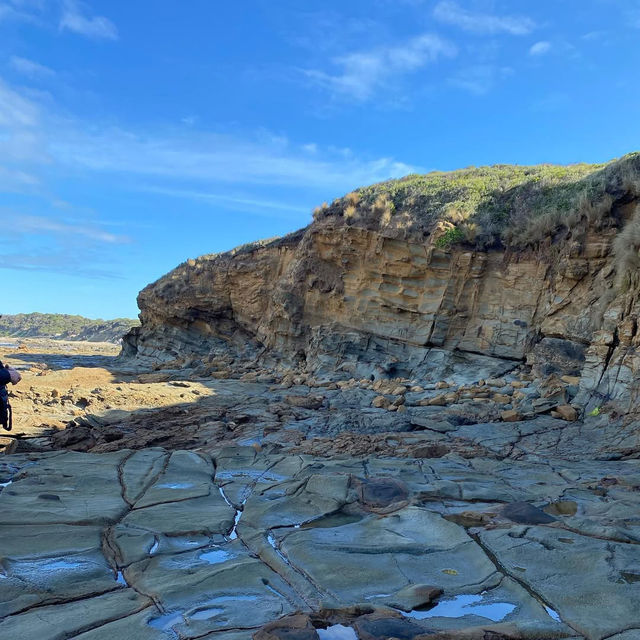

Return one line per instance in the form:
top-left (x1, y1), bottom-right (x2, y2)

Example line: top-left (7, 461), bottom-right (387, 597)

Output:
top-left (199, 547), bottom-right (233, 564)
top-left (160, 548), bottom-right (233, 570)
top-left (267, 532), bottom-right (291, 566)
top-left (188, 606), bottom-right (225, 620)
top-left (23, 558), bottom-right (88, 573)
top-left (317, 624), bottom-right (358, 640)
top-left (48, 356), bottom-right (74, 370)
top-left (216, 469), bottom-right (287, 483)
top-left (403, 594), bottom-right (516, 622)
top-left (544, 605), bottom-right (562, 622)
top-left (148, 611), bottom-right (185, 631)
top-left (157, 482), bottom-right (196, 489)
top-left (262, 580), bottom-right (288, 600)
top-left (218, 486), bottom-right (245, 539)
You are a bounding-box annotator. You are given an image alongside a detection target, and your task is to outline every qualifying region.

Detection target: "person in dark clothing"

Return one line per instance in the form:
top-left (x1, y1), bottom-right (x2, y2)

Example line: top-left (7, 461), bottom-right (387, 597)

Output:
top-left (0, 362), bottom-right (21, 431)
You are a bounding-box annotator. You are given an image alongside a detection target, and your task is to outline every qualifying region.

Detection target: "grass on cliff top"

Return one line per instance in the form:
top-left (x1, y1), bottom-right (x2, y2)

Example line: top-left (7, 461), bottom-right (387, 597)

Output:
top-left (316, 152), bottom-right (640, 250)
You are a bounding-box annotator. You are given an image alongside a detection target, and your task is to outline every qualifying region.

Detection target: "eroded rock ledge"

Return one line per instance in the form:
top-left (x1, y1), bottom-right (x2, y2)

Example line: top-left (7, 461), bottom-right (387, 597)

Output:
top-left (123, 195), bottom-right (640, 422)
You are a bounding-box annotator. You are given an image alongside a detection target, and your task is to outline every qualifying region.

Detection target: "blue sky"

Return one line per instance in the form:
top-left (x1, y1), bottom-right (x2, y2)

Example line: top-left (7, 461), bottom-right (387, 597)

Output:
top-left (1, 0), bottom-right (639, 318)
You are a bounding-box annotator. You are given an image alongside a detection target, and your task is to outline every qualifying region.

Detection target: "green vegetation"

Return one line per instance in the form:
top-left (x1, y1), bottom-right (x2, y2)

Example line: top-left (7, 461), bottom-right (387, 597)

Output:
top-left (588, 406), bottom-right (601, 417)
top-left (316, 152), bottom-right (640, 255)
top-left (0, 313), bottom-right (139, 343)
top-left (435, 226), bottom-right (465, 248)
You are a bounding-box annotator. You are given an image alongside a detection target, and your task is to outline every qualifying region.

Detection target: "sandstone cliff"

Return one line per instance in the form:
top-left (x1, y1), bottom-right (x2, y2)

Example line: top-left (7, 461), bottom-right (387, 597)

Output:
top-left (123, 153), bottom-right (640, 418)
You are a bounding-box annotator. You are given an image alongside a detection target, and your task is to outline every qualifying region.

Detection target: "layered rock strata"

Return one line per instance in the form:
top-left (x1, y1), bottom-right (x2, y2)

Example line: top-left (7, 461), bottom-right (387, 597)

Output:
top-left (124, 201), bottom-right (640, 419)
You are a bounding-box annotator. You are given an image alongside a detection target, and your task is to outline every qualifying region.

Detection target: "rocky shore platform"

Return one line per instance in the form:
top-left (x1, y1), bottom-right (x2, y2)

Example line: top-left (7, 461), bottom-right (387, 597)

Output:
top-left (0, 443), bottom-right (638, 640)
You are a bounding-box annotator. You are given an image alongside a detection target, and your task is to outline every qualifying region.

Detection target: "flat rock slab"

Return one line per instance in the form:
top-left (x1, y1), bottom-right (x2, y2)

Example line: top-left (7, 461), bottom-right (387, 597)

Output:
top-left (0, 447), bottom-right (639, 639)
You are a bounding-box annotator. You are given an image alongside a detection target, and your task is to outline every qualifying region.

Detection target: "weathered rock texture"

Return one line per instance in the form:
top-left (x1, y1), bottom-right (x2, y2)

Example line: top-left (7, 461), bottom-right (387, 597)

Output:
top-left (124, 195), bottom-right (640, 419)
top-left (2, 447), bottom-right (639, 639)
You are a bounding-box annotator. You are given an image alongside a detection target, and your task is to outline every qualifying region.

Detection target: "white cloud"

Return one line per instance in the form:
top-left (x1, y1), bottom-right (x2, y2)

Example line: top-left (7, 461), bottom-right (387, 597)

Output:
top-left (0, 1), bottom-right (39, 23)
top-left (0, 77), bottom-right (39, 127)
top-left (51, 126), bottom-right (417, 191)
top-left (10, 55), bottom-right (55, 78)
top-left (529, 41), bottom-right (552, 56)
top-left (0, 75), bottom-right (418, 201)
top-left (449, 65), bottom-right (513, 95)
top-left (304, 33), bottom-right (456, 101)
top-left (59, 0), bottom-right (117, 40)
top-left (12, 214), bottom-right (129, 243)
top-left (0, 78), bottom-right (49, 180)
top-left (433, 1), bottom-right (535, 36)
top-left (1, 208), bottom-right (130, 278)
top-left (0, 165), bottom-right (39, 191)
top-left (0, 249), bottom-right (123, 278)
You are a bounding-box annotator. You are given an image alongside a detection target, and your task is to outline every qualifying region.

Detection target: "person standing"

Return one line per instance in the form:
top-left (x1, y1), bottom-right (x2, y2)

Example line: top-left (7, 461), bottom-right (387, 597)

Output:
top-left (0, 362), bottom-right (21, 431)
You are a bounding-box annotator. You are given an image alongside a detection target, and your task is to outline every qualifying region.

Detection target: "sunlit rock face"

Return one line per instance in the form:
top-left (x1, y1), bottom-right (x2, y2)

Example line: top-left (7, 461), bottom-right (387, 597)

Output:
top-left (125, 200), bottom-right (640, 418)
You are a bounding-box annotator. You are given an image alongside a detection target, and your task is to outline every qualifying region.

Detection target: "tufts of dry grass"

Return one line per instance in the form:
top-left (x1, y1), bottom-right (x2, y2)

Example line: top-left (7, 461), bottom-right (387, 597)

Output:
top-left (345, 191), bottom-right (360, 206)
top-left (343, 204), bottom-right (358, 221)
top-left (371, 194), bottom-right (394, 226)
top-left (312, 202), bottom-right (330, 221)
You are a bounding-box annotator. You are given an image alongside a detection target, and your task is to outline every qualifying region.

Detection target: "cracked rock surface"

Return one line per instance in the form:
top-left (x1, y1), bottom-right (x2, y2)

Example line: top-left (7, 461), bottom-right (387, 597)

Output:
top-left (1, 447), bottom-right (639, 639)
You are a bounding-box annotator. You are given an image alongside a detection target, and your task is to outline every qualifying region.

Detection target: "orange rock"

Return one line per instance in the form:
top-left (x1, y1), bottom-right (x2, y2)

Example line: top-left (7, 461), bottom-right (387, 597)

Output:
top-left (555, 404), bottom-right (578, 421)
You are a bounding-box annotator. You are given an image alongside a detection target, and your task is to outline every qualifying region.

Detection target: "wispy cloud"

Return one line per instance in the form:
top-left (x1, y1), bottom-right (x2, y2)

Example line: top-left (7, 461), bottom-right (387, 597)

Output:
top-left (0, 165), bottom-right (39, 190)
top-left (1, 209), bottom-right (129, 278)
top-left (0, 74), bottom-right (418, 207)
top-left (12, 214), bottom-right (129, 243)
top-left (10, 55), bottom-right (56, 78)
top-left (0, 76), bottom-right (49, 191)
top-left (0, 1), bottom-right (42, 24)
top-left (0, 77), bottom-right (39, 127)
top-left (59, 0), bottom-right (117, 40)
top-left (449, 65), bottom-right (513, 95)
top-left (144, 187), bottom-right (309, 221)
top-left (581, 30), bottom-right (608, 42)
top-left (433, 1), bottom-right (535, 36)
top-left (51, 126), bottom-right (418, 191)
top-left (304, 33), bottom-right (456, 101)
top-left (529, 41), bottom-right (552, 56)
top-left (0, 250), bottom-right (123, 279)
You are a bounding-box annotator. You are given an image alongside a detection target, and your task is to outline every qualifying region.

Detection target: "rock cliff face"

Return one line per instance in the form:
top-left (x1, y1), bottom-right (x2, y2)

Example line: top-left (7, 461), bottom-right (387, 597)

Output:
top-left (124, 158), bottom-right (640, 419)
